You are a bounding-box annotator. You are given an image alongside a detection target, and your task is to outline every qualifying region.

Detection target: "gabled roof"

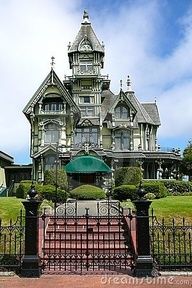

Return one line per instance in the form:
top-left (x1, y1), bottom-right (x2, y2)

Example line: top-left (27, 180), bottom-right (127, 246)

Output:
top-left (126, 92), bottom-right (156, 125)
top-left (23, 69), bottom-right (80, 119)
top-left (101, 89), bottom-right (161, 126)
top-left (109, 89), bottom-right (137, 115)
top-left (142, 103), bottom-right (161, 126)
top-left (68, 11), bottom-right (104, 54)
top-left (32, 144), bottom-right (57, 159)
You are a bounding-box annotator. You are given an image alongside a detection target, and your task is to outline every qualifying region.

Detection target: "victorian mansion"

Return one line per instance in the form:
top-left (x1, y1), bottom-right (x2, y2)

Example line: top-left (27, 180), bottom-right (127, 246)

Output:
top-left (23, 11), bottom-right (181, 186)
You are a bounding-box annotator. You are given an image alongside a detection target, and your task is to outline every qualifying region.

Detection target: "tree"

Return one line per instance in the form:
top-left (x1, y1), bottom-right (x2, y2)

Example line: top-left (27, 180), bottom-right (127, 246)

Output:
top-left (44, 169), bottom-right (68, 191)
top-left (181, 141), bottom-right (192, 180)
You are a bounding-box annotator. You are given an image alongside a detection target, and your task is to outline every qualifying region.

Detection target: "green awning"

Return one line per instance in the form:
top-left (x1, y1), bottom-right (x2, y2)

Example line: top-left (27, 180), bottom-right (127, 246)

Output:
top-left (65, 155), bottom-right (111, 174)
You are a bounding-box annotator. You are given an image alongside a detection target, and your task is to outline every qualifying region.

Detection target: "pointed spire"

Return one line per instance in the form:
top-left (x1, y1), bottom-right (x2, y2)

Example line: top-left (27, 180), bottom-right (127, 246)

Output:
top-left (82, 10), bottom-right (90, 24)
top-left (50, 56), bottom-right (55, 84)
top-left (120, 79), bottom-right (123, 90)
top-left (50, 56), bottom-right (55, 70)
top-left (127, 75), bottom-right (132, 91)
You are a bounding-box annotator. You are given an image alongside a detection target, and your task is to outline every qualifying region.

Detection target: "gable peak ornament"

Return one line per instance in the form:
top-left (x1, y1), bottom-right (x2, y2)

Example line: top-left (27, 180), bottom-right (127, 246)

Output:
top-left (82, 10), bottom-right (90, 24)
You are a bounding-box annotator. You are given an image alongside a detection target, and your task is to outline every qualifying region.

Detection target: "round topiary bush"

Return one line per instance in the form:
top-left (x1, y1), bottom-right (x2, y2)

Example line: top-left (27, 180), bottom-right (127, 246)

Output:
top-left (112, 185), bottom-right (137, 201)
top-left (70, 185), bottom-right (106, 200)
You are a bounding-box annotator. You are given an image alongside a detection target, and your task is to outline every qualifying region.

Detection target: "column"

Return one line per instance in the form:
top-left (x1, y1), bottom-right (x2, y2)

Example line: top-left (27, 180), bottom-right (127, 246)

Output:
top-left (21, 194), bottom-right (42, 277)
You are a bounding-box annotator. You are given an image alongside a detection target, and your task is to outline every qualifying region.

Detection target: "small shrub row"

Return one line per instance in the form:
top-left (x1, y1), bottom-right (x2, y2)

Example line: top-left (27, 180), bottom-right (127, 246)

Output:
top-left (16, 181), bottom-right (68, 202)
top-left (112, 180), bottom-right (169, 201)
top-left (160, 180), bottom-right (192, 194)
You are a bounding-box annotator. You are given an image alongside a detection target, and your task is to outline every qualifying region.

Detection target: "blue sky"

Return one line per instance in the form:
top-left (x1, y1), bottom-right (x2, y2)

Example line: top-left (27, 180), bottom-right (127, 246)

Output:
top-left (1, 0), bottom-right (192, 164)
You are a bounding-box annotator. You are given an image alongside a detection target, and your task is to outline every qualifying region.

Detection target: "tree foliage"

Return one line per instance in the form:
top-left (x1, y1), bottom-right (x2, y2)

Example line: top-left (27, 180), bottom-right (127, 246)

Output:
top-left (114, 166), bottom-right (142, 187)
top-left (181, 141), bottom-right (192, 178)
top-left (44, 169), bottom-right (68, 190)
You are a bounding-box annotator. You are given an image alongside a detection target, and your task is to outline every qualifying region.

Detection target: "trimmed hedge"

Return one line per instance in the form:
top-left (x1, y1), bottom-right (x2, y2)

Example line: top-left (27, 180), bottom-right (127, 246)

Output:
top-left (38, 184), bottom-right (68, 202)
top-left (70, 185), bottom-right (106, 200)
top-left (112, 185), bottom-right (137, 201)
top-left (115, 167), bottom-right (142, 186)
top-left (16, 181), bottom-right (68, 202)
top-left (160, 180), bottom-right (192, 195)
top-left (143, 180), bottom-right (168, 199)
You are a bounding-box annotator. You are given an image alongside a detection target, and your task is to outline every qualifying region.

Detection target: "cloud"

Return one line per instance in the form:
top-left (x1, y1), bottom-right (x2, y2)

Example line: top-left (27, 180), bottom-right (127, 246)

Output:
top-left (0, 0), bottom-right (192, 163)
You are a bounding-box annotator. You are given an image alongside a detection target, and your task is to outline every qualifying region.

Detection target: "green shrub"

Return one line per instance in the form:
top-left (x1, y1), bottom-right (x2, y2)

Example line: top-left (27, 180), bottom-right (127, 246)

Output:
top-left (112, 185), bottom-right (137, 201)
top-left (142, 180), bottom-right (168, 199)
top-left (70, 185), bottom-right (106, 200)
top-left (115, 167), bottom-right (142, 186)
top-left (44, 169), bottom-right (68, 191)
top-left (16, 181), bottom-right (34, 199)
top-left (38, 184), bottom-right (68, 202)
top-left (161, 180), bottom-right (192, 194)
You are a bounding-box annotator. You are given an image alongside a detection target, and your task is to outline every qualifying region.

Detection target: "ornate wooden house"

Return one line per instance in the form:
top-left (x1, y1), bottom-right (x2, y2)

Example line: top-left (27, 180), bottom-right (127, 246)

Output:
top-left (23, 11), bottom-right (181, 186)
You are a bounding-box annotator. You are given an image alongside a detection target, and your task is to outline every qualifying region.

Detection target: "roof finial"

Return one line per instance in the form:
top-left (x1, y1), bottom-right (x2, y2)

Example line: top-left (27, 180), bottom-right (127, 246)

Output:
top-left (120, 79), bottom-right (123, 90)
top-left (82, 10), bottom-right (90, 24)
top-left (127, 75), bottom-right (132, 91)
top-left (50, 56), bottom-right (55, 70)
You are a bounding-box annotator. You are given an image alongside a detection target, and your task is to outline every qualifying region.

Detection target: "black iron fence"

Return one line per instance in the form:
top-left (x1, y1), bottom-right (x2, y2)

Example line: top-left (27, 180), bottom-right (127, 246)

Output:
top-left (40, 201), bottom-right (136, 274)
top-left (0, 210), bottom-right (25, 272)
top-left (2, 203), bottom-right (192, 274)
top-left (150, 211), bottom-right (192, 271)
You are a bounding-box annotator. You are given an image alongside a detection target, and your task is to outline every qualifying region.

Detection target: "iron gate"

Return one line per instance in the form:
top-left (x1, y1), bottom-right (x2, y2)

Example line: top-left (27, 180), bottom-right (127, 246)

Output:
top-left (40, 201), bottom-right (136, 274)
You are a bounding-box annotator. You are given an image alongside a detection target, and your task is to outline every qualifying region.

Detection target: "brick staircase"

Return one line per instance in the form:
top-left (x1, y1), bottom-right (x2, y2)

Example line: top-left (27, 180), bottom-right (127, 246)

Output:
top-left (41, 214), bottom-right (135, 274)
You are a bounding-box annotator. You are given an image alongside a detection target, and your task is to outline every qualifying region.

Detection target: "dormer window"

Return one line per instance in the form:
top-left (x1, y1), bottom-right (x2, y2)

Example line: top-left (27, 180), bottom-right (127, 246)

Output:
top-left (115, 105), bottom-right (130, 119)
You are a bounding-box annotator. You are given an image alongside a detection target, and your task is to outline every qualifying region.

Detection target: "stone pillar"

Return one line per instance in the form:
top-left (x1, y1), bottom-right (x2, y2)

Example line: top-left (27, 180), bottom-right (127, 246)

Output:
top-left (133, 199), bottom-right (154, 277)
top-left (21, 199), bottom-right (42, 277)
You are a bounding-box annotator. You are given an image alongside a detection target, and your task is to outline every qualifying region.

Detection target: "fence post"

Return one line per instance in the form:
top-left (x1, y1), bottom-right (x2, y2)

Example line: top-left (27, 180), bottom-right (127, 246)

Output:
top-left (133, 183), bottom-right (154, 277)
top-left (21, 185), bottom-right (42, 277)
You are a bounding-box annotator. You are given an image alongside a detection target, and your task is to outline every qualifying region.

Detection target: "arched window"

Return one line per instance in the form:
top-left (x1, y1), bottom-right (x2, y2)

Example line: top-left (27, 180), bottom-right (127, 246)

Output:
top-left (115, 130), bottom-right (130, 150)
top-left (115, 105), bottom-right (130, 119)
top-left (44, 123), bottom-right (59, 144)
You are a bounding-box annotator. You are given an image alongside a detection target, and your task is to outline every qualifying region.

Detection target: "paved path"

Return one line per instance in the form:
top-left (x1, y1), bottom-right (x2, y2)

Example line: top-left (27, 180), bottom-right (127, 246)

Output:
top-left (1, 274), bottom-right (192, 288)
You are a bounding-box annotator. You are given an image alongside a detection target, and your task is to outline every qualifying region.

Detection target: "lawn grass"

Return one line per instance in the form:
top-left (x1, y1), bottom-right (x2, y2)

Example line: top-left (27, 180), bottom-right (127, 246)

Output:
top-left (0, 197), bottom-right (24, 225)
top-left (0, 197), bottom-right (53, 225)
top-left (1, 195), bottom-right (192, 224)
top-left (122, 195), bottom-right (192, 223)
top-left (151, 195), bottom-right (192, 222)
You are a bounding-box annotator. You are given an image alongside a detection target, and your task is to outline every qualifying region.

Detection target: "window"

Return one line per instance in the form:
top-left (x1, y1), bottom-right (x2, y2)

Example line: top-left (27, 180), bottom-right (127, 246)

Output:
top-left (115, 130), bottom-right (130, 150)
top-left (81, 106), bottom-right (94, 116)
top-left (44, 123), bottom-right (59, 144)
top-left (115, 105), bottom-right (130, 119)
top-left (74, 127), bottom-right (98, 146)
top-left (44, 102), bottom-right (63, 112)
top-left (44, 155), bottom-right (56, 170)
top-left (83, 96), bottom-right (90, 103)
top-left (80, 62), bottom-right (93, 74)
